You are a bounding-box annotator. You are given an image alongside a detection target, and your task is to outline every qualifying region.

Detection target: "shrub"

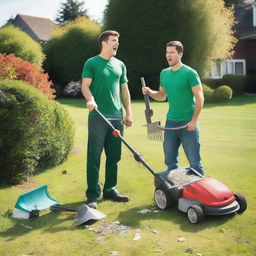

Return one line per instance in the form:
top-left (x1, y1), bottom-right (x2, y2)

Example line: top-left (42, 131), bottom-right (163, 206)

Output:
top-left (0, 53), bottom-right (55, 99)
top-left (44, 17), bottom-right (101, 87)
top-left (211, 85), bottom-right (233, 102)
top-left (0, 80), bottom-right (75, 184)
top-left (0, 25), bottom-right (45, 66)
top-left (202, 84), bottom-right (214, 102)
top-left (222, 74), bottom-right (246, 95)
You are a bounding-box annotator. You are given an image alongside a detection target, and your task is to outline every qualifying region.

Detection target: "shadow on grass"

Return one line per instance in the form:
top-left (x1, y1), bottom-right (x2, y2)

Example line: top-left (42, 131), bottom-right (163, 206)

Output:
top-left (0, 201), bottom-right (90, 241)
top-left (116, 204), bottom-right (236, 233)
top-left (57, 96), bottom-right (256, 109)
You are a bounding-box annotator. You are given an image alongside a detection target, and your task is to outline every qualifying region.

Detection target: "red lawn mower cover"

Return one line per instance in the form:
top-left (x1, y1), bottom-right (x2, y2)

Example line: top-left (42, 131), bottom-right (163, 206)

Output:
top-left (182, 177), bottom-right (235, 207)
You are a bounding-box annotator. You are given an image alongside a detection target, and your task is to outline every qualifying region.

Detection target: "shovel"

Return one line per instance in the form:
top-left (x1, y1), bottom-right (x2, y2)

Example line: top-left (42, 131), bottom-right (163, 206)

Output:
top-left (13, 185), bottom-right (106, 225)
top-left (140, 77), bottom-right (163, 141)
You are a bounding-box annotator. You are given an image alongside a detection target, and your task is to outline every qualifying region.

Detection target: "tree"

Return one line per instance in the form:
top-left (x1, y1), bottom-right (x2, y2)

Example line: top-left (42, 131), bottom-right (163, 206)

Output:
top-left (55, 0), bottom-right (88, 25)
top-left (2, 15), bottom-right (14, 27)
top-left (104, 0), bottom-right (236, 98)
top-left (0, 25), bottom-right (45, 66)
top-left (44, 17), bottom-right (101, 87)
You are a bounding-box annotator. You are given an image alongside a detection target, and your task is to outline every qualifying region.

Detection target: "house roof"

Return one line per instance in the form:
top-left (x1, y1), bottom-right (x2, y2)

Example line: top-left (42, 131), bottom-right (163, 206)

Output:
top-left (235, 0), bottom-right (256, 39)
top-left (13, 14), bottom-right (56, 42)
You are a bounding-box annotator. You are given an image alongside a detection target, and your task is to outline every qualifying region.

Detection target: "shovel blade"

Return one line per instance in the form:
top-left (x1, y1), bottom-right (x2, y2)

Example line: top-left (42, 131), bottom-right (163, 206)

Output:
top-left (74, 204), bottom-right (106, 226)
top-left (15, 185), bottom-right (59, 212)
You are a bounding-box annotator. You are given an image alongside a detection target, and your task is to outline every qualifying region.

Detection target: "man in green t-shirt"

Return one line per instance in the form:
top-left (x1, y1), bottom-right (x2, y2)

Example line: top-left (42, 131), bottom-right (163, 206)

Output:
top-left (142, 41), bottom-right (204, 175)
top-left (81, 30), bottom-right (133, 209)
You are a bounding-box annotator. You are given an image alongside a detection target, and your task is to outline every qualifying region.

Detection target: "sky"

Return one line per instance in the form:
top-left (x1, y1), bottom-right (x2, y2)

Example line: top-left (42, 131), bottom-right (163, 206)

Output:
top-left (0, 0), bottom-right (108, 26)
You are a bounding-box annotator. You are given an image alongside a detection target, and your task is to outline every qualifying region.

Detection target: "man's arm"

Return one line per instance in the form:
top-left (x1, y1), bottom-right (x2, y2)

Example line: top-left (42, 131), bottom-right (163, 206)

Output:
top-left (121, 83), bottom-right (133, 127)
top-left (142, 86), bottom-right (167, 101)
top-left (187, 84), bottom-right (204, 131)
top-left (81, 78), bottom-right (97, 111)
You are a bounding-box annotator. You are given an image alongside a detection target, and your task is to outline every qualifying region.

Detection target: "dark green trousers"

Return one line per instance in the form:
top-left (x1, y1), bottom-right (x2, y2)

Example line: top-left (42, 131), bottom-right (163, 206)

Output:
top-left (86, 114), bottom-right (123, 199)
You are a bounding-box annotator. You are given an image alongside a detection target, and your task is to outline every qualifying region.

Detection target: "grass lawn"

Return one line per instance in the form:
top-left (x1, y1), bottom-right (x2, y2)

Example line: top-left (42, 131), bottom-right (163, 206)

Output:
top-left (0, 96), bottom-right (255, 256)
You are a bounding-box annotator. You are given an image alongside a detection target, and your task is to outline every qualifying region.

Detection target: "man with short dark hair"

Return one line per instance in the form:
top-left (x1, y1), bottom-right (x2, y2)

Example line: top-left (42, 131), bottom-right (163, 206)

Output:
top-left (81, 30), bottom-right (133, 209)
top-left (142, 41), bottom-right (204, 174)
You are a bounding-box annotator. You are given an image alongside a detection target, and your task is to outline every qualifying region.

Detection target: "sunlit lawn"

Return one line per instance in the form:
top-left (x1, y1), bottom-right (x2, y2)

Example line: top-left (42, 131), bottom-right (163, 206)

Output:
top-left (0, 96), bottom-right (255, 256)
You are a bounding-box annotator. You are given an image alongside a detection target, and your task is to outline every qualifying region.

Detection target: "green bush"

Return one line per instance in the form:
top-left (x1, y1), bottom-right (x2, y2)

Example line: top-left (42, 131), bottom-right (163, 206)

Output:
top-left (211, 85), bottom-right (233, 102)
top-left (202, 78), bottom-right (223, 89)
top-left (202, 84), bottom-right (214, 102)
top-left (222, 74), bottom-right (246, 95)
top-left (0, 25), bottom-right (45, 66)
top-left (0, 80), bottom-right (75, 184)
top-left (44, 17), bottom-right (101, 87)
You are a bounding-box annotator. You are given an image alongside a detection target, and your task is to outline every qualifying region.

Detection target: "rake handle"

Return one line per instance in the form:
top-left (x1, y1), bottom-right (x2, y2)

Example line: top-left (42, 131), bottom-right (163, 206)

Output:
top-left (140, 77), bottom-right (153, 123)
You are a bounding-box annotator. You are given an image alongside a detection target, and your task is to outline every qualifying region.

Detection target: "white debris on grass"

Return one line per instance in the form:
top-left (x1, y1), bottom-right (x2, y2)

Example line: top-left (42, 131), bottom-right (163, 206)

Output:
top-left (178, 236), bottom-right (185, 242)
top-left (151, 229), bottom-right (159, 234)
top-left (109, 251), bottom-right (119, 256)
top-left (137, 208), bottom-right (160, 214)
top-left (89, 221), bottom-right (130, 235)
top-left (137, 209), bottom-right (151, 214)
top-left (21, 223), bottom-right (33, 229)
top-left (95, 235), bottom-right (105, 242)
top-left (133, 232), bottom-right (141, 240)
top-left (153, 249), bottom-right (163, 253)
top-left (167, 169), bottom-right (201, 187)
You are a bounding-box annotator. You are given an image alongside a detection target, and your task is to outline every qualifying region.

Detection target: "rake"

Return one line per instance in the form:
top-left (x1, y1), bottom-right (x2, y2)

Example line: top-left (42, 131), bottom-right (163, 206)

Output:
top-left (140, 77), bottom-right (163, 141)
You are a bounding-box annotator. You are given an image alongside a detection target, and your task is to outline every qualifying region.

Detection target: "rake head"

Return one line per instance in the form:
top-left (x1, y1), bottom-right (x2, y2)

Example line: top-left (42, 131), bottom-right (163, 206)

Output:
top-left (145, 121), bottom-right (163, 141)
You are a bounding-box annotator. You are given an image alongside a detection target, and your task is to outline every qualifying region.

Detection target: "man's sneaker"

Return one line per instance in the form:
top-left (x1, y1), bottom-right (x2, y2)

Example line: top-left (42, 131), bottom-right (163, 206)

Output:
top-left (103, 193), bottom-right (129, 202)
top-left (85, 198), bottom-right (98, 209)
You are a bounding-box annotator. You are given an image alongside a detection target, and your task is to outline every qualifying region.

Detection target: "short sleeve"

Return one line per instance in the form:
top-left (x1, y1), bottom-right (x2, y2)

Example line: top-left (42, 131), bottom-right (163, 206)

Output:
top-left (120, 62), bottom-right (128, 84)
top-left (188, 69), bottom-right (201, 87)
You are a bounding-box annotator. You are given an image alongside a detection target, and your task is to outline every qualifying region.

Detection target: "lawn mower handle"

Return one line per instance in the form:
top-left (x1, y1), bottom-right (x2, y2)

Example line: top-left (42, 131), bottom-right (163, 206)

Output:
top-left (94, 108), bottom-right (172, 190)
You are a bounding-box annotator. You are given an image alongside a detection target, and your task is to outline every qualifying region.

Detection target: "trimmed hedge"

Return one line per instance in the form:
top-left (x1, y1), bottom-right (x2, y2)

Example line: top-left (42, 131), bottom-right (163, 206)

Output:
top-left (0, 80), bottom-right (75, 184)
top-left (0, 25), bottom-right (45, 66)
top-left (202, 84), bottom-right (232, 103)
top-left (222, 74), bottom-right (246, 96)
top-left (203, 75), bottom-right (247, 96)
top-left (211, 85), bottom-right (233, 102)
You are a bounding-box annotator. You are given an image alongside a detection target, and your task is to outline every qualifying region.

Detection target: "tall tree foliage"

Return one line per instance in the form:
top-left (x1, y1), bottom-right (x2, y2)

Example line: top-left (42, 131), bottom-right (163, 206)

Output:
top-left (104, 0), bottom-right (236, 97)
top-left (55, 0), bottom-right (87, 25)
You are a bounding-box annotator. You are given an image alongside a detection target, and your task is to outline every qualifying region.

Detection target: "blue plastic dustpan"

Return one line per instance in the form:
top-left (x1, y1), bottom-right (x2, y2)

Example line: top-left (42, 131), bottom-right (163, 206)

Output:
top-left (15, 185), bottom-right (59, 212)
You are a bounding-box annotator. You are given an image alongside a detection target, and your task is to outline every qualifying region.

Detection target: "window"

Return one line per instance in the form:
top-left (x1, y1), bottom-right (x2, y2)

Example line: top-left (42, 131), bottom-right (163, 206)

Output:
top-left (211, 59), bottom-right (246, 78)
top-left (226, 59), bottom-right (246, 76)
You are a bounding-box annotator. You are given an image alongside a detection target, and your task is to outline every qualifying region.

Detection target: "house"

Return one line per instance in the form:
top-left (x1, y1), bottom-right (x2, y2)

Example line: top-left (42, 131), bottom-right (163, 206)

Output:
top-left (13, 14), bottom-right (56, 44)
top-left (211, 0), bottom-right (256, 78)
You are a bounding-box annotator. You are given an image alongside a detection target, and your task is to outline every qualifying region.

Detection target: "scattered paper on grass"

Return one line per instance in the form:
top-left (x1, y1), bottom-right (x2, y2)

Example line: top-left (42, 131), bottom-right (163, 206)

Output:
top-left (151, 229), bottom-right (159, 234)
top-left (89, 222), bottom-right (130, 235)
top-left (153, 249), bottom-right (163, 253)
top-left (178, 236), bottom-right (185, 242)
top-left (133, 232), bottom-right (141, 240)
top-left (109, 251), bottom-right (118, 256)
top-left (95, 236), bottom-right (105, 242)
top-left (21, 223), bottom-right (33, 229)
top-left (196, 253), bottom-right (203, 256)
top-left (137, 209), bottom-right (151, 214)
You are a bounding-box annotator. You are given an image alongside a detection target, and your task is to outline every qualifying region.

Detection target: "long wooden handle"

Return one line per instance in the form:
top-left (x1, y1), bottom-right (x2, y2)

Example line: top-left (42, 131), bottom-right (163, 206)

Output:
top-left (140, 77), bottom-right (153, 123)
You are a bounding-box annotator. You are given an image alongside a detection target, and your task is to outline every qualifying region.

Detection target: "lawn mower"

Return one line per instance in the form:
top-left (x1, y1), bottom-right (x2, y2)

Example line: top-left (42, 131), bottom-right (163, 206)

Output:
top-left (95, 108), bottom-right (247, 224)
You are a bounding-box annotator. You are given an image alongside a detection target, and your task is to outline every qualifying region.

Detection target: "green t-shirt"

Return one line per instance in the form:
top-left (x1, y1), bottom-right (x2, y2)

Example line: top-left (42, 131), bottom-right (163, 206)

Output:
top-left (160, 64), bottom-right (201, 121)
top-left (82, 55), bottom-right (128, 118)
